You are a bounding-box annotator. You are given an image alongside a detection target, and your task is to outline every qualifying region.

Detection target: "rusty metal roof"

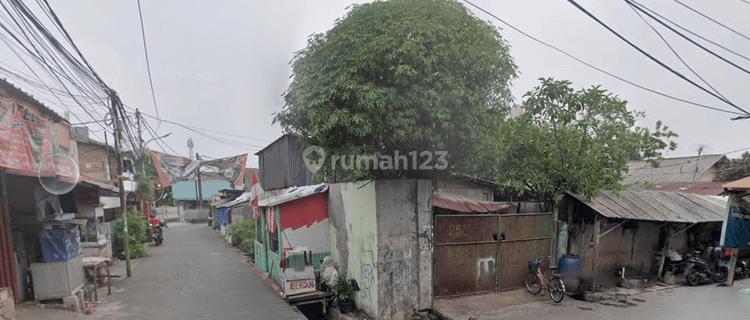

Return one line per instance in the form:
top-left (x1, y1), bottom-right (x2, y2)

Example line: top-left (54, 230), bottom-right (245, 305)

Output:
top-left (645, 181), bottom-right (726, 196)
top-left (566, 190), bottom-right (726, 223)
top-left (622, 155), bottom-right (727, 185)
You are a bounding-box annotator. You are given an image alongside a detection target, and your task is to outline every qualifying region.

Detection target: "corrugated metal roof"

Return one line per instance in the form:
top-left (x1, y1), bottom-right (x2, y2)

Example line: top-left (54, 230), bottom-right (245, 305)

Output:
top-left (622, 155), bottom-right (727, 185)
top-left (257, 183), bottom-right (328, 207)
top-left (256, 134), bottom-right (318, 191)
top-left (79, 179), bottom-right (119, 192)
top-left (645, 181), bottom-right (726, 196)
top-left (567, 190), bottom-right (726, 223)
top-left (724, 176), bottom-right (750, 190)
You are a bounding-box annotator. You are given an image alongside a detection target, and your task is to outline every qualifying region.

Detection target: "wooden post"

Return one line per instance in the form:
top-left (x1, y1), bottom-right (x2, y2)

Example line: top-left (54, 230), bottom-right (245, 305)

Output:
top-left (726, 248), bottom-right (740, 286)
top-left (657, 225), bottom-right (672, 280)
top-left (552, 203), bottom-right (558, 264)
top-left (592, 214), bottom-right (601, 292)
top-left (0, 168), bottom-right (19, 303)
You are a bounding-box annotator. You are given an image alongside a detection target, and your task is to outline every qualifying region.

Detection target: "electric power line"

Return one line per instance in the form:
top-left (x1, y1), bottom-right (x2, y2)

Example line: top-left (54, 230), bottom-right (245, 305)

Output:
top-left (135, 0), bottom-right (160, 122)
top-left (460, 0), bottom-right (745, 116)
top-left (566, 0), bottom-right (750, 117)
top-left (673, 0), bottom-right (750, 43)
top-left (627, 0), bottom-right (750, 79)
top-left (628, 0), bottom-right (750, 65)
top-left (627, 2), bottom-right (727, 100)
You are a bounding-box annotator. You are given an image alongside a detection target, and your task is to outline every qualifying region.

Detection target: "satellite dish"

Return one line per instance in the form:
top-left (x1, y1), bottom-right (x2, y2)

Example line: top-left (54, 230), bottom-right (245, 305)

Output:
top-left (38, 154), bottom-right (79, 195)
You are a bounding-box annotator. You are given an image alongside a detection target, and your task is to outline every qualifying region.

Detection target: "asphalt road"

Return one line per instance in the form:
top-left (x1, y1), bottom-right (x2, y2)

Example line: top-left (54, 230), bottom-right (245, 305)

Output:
top-left (500, 277), bottom-right (750, 320)
top-left (95, 223), bottom-right (306, 320)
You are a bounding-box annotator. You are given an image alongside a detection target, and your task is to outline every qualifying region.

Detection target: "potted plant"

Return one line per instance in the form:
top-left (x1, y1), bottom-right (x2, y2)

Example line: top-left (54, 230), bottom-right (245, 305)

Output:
top-left (332, 272), bottom-right (355, 314)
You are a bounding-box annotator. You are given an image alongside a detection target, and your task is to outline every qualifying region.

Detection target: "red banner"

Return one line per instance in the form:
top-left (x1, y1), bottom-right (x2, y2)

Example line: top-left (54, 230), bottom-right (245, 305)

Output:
top-left (0, 93), bottom-right (74, 178)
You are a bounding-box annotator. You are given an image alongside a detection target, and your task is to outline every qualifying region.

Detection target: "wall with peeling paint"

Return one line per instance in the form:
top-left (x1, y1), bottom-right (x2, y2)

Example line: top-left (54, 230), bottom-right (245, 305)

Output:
top-left (375, 180), bottom-right (431, 320)
top-left (568, 219), bottom-right (661, 283)
top-left (326, 182), bottom-right (379, 318)
top-left (326, 180), bottom-right (432, 319)
top-left (347, 181), bottom-right (378, 317)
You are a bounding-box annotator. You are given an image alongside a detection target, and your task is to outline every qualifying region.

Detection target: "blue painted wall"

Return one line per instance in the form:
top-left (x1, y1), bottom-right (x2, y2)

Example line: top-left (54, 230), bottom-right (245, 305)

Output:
top-left (172, 180), bottom-right (231, 200)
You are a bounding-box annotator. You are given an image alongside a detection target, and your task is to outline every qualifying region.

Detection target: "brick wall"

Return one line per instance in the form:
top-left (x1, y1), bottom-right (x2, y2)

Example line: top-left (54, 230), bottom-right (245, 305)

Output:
top-left (77, 142), bottom-right (116, 182)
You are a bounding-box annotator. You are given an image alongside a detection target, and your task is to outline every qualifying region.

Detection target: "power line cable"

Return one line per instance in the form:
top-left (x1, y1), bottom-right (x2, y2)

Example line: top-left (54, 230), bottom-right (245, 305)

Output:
top-left (628, 0), bottom-right (750, 65)
top-left (0, 1), bottom-right (111, 128)
top-left (0, 25), bottom-right (110, 136)
top-left (627, 1), bottom-right (750, 79)
top-left (627, 2), bottom-right (727, 100)
top-left (566, 0), bottom-right (750, 117)
top-left (460, 0), bottom-right (745, 116)
top-left (129, 106), bottom-right (272, 143)
top-left (135, 0), bottom-right (160, 122)
top-left (673, 0), bottom-right (750, 43)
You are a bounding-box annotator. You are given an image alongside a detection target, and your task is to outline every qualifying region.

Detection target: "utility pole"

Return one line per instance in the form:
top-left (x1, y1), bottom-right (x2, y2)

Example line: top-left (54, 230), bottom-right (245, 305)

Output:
top-left (110, 90), bottom-right (132, 278)
top-left (692, 144), bottom-right (708, 182)
top-left (196, 153), bottom-right (203, 209)
top-left (136, 108), bottom-right (145, 175)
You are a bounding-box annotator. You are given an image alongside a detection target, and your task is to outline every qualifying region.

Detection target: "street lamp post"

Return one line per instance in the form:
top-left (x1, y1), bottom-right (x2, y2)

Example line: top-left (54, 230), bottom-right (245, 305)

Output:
top-left (140, 133), bottom-right (172, 174)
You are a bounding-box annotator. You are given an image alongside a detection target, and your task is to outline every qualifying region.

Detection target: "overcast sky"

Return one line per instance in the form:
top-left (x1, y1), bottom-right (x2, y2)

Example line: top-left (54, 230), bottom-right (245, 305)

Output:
top-left (3, 0), bottom-right (750, 168)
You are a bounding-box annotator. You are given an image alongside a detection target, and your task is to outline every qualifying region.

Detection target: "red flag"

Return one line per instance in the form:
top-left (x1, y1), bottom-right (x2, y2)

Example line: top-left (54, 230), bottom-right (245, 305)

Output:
top-left (250, 172), bottom-right (263, 220)
top-left (266, 207), bottom-right (276, 233)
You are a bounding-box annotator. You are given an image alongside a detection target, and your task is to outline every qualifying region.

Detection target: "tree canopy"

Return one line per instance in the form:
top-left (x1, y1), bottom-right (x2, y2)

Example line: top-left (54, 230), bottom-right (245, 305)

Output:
top-left (492, 78), bottom-right (677, 204)
top-left (274, 0), bottom-right (518, 181)
top-left (714, 152), bottom-right (750, 182)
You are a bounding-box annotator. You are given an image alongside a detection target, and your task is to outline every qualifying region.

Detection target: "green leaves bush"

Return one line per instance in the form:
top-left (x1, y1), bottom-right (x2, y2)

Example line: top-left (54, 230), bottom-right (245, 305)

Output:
top-left (227, 219), bottom-right (256, 251)
top-left (332, 271), bottom-right (355, 304)
top-left (114, 211), bottom-right (149, 259)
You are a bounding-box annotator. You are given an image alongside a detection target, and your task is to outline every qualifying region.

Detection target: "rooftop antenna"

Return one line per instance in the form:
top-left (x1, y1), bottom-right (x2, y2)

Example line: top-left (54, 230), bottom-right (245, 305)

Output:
top-left (187, 138), bottom-right (194, 159)
top-left (691, 143), bottom-right (711, 181)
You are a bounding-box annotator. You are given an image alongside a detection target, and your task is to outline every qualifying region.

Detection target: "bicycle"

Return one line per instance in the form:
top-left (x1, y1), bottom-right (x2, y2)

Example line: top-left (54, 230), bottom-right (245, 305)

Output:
top-left (524, 256), bottom-right (566, 303)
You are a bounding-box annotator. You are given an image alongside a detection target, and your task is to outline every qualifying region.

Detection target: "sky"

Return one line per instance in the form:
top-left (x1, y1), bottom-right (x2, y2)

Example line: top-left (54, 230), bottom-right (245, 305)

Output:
top-left (2, 0), bottom-right (750, 169)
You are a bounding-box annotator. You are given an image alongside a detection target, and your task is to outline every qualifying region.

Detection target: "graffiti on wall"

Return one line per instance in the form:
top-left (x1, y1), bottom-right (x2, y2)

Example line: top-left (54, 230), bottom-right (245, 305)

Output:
top-left (383, 247), bottom-right (413, 286)
top-left (476, 256), bottom-right (496, 284)
top-left (359, 263), bottom-right (376, 303)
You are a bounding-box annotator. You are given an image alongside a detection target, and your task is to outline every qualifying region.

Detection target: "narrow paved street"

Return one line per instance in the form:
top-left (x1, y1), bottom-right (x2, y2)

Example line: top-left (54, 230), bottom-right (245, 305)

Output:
top-left (487, 278), bottom-right (750, 320)
top-left (96, 223), bottom-right (306, 320)
top-left (70, 223), bottom-right (307, 320)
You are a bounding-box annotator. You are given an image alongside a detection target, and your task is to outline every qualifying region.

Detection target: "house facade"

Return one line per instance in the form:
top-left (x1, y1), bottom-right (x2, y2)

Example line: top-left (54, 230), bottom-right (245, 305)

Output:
top-left (558, 190), bottom-right (726, 289)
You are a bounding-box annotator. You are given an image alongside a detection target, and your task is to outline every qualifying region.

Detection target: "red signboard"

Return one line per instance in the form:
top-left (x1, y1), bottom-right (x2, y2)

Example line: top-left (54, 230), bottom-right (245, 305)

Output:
top-left (0, 93), bottom-right (73, 178)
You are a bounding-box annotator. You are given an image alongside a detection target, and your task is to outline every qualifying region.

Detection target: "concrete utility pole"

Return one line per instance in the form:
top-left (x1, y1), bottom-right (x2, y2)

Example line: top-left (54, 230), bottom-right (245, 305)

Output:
top-left (196, 153), bottom-right (203, 209)
top-left (110, 90), bottom-right (131, 278)
top-left (692, 144), bottom-right (706, 182)
top-left (136, 108), bottom-right (145, 175)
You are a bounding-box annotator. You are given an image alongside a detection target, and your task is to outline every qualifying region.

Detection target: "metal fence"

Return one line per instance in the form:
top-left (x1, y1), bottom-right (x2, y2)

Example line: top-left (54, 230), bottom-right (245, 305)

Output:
top-left (152, 206), bottom-right (210, 223)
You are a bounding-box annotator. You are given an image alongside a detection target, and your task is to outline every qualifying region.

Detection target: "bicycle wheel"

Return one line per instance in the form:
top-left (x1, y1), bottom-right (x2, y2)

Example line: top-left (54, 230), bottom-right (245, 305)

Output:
top-left (548, 278), bottom-right (565, 303)
top-left (525, 271), bottom-right (542, 294)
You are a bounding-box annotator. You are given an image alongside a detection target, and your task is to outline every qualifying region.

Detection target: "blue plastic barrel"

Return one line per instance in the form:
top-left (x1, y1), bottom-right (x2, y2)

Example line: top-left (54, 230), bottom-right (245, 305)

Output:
top-left (559, 254), bottom-right (582, 275)
top-left (559, 254), bottom-right (582, 292)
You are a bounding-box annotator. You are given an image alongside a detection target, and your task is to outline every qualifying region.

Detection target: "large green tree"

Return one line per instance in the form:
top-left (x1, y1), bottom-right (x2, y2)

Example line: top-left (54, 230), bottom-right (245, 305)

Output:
top-left (714, 152), bottom-right (750, 182)
top-left (274, 0), bottom-right (517, 181)
top-left (493, 78), bottom-right (677, 205)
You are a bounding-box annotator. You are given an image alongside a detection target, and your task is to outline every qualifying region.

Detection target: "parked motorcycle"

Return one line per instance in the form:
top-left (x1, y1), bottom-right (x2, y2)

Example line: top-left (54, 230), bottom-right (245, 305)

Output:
top-left (737, 260), bottom-right (750, 278)
top-left (684, 247), bottom-right (729, 286)
top-left (152, 220), bottom-right (164, 246)
top-left (207, 214), bottom-right (213, 227)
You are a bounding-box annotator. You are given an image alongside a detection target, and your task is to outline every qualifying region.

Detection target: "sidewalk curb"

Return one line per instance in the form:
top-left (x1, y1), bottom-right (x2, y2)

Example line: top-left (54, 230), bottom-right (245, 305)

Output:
top-left (248, 261), bottom-right (283, 294)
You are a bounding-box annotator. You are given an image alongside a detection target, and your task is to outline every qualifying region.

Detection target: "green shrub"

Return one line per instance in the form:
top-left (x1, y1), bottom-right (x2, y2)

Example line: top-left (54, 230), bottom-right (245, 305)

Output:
top-left (227, 219), bottom-right (256, 249)
top-left (332, 272), bottom-right (354, 304)
top-left (114, 211), bottom-right (149, 259)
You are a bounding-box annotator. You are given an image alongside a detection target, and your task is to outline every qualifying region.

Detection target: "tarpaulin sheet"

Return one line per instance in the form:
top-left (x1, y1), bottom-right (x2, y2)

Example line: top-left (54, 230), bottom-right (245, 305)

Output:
top-left (151, 151), bottom-right (247, 187)
top-left (218, 207), bottom-right (231, 226)
top-left (0, 94), bottom-right (75, 177)
top-left (432, 195), bottom-right (510, 213)
top-left (40, 227), bottom-right (82, 262)
top-left (721, 195), bottom-right (750, 249)
top-left (201, 154), bottom-right (247, 186)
